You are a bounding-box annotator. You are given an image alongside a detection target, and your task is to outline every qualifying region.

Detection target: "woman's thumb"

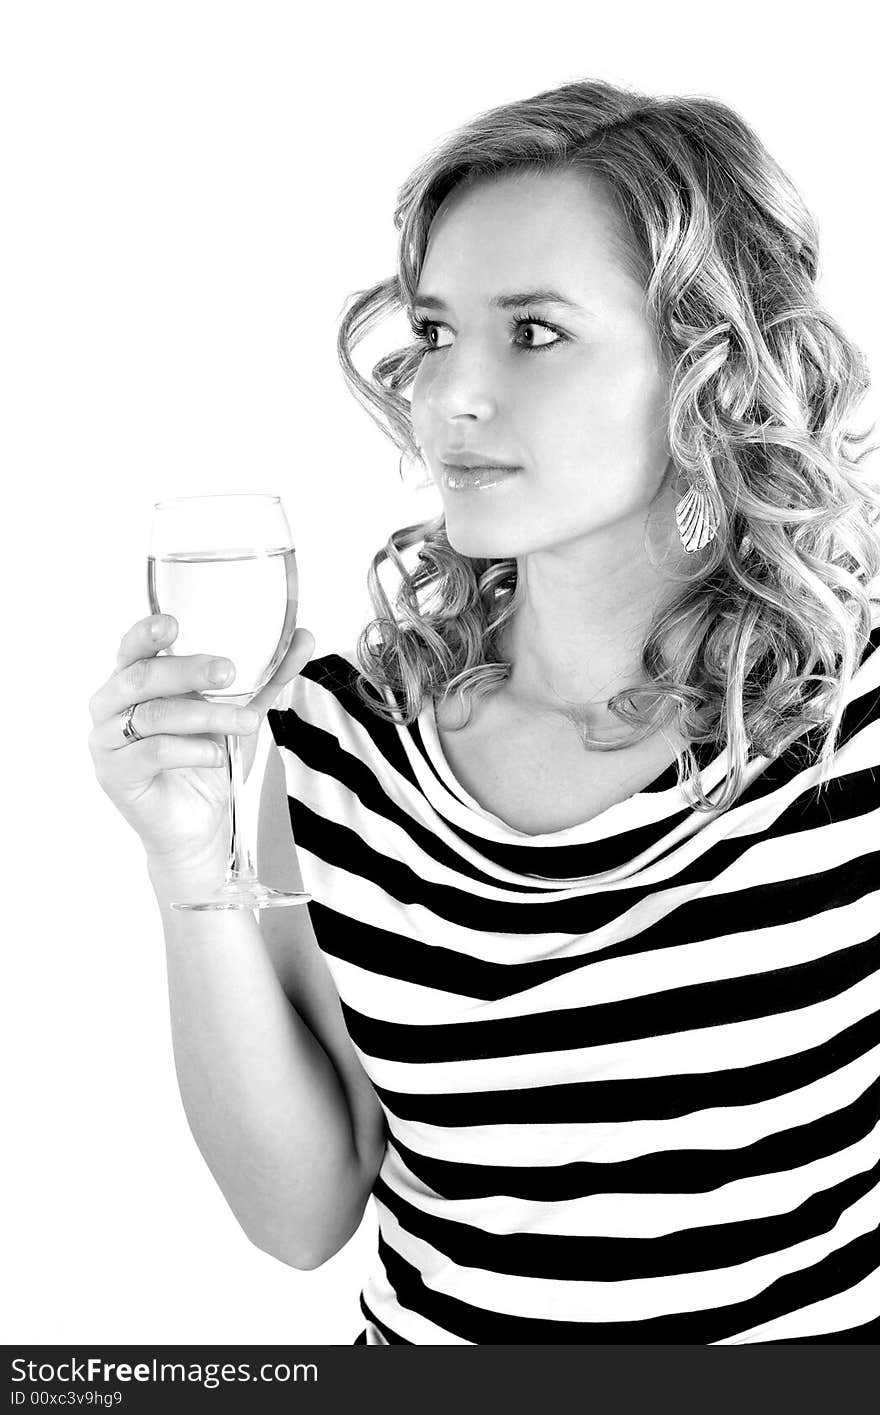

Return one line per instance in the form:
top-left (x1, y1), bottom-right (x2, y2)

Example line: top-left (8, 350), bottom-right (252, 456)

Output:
top-left (251, 626), bottom-right (315, 717)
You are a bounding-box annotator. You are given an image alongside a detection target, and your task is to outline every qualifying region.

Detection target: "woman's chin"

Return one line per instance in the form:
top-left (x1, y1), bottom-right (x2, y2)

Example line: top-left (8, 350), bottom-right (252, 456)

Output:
top-left (443, 525), bottom-right (519, 560)
top-left (439, 501), bottom-right (518, 557)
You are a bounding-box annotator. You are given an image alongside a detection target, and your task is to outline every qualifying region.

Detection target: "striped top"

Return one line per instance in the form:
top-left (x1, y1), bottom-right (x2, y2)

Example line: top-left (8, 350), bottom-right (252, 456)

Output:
top-left (266, 612), bottom-right (880, 1345)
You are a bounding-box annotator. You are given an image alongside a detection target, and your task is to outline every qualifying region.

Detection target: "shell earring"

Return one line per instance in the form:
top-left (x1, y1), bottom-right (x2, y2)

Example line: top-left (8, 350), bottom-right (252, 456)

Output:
top-left (675, 471), bottom-right (718, 552)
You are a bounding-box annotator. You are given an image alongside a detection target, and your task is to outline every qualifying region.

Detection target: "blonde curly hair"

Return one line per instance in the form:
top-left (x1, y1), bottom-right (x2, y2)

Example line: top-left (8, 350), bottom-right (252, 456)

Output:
top-left (336, 77), bottom-right (880, 815)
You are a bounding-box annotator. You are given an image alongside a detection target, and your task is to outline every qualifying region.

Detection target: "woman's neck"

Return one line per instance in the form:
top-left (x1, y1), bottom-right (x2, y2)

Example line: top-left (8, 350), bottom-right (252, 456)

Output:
top-left (498, 540), bottom-right (681, 735)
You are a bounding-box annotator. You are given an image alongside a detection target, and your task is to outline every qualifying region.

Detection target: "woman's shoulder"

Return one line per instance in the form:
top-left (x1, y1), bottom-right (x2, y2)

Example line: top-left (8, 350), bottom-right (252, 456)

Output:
top-left (794, 603), bottom-right (880, 789)
top-left (848, 597), bottom-right (880, 704)
top-left (271, 646), bottom-right (365, 715)
top-left (266, 645), bottom-right (420, 795)
top-left (267, 645), bottom-right (404, 756)
top-left (265, 648), bottom-right (365, 771)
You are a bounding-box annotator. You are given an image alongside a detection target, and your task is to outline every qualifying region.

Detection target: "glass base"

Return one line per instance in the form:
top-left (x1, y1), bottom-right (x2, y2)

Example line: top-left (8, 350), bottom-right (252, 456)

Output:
top-left (170, 881), bottom-right (312, 911)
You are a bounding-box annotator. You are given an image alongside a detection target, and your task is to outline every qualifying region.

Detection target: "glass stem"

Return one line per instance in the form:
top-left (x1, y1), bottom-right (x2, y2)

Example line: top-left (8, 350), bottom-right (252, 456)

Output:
top-left (223, 733), bottom-right (256, 885)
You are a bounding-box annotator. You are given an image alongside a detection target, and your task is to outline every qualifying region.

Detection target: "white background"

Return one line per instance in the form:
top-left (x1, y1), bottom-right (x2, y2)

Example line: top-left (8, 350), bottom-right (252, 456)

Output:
top-left (3, 0), bottom-right (878, 1346)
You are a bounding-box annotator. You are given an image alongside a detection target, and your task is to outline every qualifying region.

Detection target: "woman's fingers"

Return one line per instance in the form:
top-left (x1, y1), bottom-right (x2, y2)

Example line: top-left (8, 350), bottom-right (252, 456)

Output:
top-left (90, 645), bottom-right (236, 727)
top-left (90, 614), bottom-right (177, 724)
top-left (115, 614), bottom-right (177, 673)
top-left (89, 695), bottom-right (260, 753)
top-left (88, 617), bottom-right (315, 747)
top-left (104, 732), bottom-right (229, 783)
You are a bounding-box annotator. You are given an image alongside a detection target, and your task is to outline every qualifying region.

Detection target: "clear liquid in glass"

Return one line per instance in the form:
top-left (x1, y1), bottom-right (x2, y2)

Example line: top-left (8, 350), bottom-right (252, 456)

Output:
top-left (147, 546), bottom-right (298, 704)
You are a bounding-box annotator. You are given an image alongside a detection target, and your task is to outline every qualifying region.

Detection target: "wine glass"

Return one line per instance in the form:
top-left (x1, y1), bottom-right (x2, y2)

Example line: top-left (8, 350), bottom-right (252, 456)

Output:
top-left (147, 493), bottom-right (311, 911)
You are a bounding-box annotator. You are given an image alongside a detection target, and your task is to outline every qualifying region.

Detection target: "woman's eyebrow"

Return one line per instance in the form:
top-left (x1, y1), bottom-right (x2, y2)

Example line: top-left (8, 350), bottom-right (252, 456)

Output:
top-left (410, 288), bottom-right (591, 315)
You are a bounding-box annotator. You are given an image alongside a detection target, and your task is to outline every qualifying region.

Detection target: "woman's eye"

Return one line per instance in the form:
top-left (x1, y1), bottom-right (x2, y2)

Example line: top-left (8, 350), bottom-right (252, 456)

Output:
top-left (517, 322), bottom-right (561, 349)
top-left (425, 323), bottom-right (452, 350)
top-left (409, 316), bottom-right (564, 354)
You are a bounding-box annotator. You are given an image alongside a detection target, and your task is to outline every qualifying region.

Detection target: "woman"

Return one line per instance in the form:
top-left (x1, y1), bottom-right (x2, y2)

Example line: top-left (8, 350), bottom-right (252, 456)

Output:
top-left (88, 78), bottom-right (880, 1344)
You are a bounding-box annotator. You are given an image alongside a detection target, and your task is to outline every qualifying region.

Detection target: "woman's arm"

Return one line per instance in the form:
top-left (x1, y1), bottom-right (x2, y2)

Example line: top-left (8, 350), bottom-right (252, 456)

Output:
top-left (148, 742), bottom-right (386, 1269)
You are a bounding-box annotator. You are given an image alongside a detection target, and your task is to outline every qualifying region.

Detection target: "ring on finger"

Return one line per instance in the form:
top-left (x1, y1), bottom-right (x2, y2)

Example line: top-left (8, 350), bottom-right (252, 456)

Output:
top-left (121, 702), bottom-right (144, 744)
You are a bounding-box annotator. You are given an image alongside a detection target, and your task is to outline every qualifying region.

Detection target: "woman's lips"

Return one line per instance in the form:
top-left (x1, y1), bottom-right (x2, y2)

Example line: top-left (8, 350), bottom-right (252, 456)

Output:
top-left (441, 463), bottom-right (521, 490)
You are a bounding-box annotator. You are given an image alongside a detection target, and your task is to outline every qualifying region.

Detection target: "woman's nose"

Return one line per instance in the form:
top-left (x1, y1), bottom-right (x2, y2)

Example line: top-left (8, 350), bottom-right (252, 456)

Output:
top-left (424, 342), bottom-right (499, 421)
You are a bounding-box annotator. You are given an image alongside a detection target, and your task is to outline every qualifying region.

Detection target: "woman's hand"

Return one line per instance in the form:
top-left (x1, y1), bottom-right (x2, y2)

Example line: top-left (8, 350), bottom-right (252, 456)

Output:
top-left (88, 614), bottom-right (315, 873)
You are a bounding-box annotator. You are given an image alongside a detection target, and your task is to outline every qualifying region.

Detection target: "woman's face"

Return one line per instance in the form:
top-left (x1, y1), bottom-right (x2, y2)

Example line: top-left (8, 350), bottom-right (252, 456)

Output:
top-left (409, 167), bottom-right (675, 562)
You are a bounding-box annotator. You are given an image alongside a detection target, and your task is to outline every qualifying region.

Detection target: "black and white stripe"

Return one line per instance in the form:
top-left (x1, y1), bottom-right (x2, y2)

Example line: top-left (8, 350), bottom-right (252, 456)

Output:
top-left (267, 613), bottom-right (880, 1344)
